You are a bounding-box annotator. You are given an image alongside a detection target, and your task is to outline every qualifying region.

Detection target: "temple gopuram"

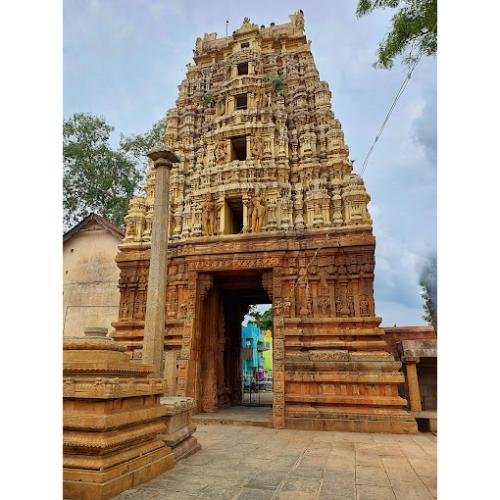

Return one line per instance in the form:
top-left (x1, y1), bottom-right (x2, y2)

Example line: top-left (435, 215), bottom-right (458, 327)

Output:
top-left (112, 12), bottom-right (417, 433)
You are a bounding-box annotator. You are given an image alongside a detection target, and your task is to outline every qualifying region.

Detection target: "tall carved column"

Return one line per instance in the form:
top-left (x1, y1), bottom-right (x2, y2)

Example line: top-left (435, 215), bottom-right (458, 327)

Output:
top-left (142, 145), bottom-right (179, 377)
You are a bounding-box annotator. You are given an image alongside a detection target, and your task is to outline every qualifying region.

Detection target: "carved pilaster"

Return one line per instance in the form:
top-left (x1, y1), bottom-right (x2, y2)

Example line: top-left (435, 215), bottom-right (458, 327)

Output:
top-left (198, 273), bottom-right (214, 301)
top-left (262, 271), bottom-right (273, 300)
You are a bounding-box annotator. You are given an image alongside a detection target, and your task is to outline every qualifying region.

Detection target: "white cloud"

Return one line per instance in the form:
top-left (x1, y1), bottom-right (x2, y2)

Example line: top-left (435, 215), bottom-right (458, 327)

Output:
top-left (64, 0), bottom-right (436, 327)
top-left (144, 0), bottom-right (187, 18)
top-left (85, 0), bottom-right (136, 42)
top-left (377, 300), bottom-right (424, 326)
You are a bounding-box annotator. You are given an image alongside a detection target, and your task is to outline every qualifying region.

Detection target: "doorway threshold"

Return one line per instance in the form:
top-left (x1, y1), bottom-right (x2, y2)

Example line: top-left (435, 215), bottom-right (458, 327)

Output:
top-left (192, 405), bottom-right (273, 428)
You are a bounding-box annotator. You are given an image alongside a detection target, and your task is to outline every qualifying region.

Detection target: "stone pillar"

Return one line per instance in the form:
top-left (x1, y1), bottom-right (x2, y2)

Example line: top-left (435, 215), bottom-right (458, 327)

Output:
top-left (216, 195), bottom-right (225, 235)
top-left (163, 350), bottom-right (178, 396)
top-left (142, 145), bottom-right (179, 378)
top-left (242, 194), bottom-right (249, 233)
top-left (406, 359), bottom-right (422, 412)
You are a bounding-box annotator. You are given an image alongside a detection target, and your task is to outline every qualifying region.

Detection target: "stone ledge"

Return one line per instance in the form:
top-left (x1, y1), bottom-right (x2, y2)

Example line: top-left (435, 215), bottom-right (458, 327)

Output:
top-left (63, 440), bottom-right (164, 470)
top-left (64, 420), bottom-right (167, 450)
top-left (399, 339), bottom-right (437, 361)
top-left (171, 435), bottom-right (201, 461)
top-left (63, 361), bottom-right (152, 376)
top-left (63, 447), bottom-right (175, 500)
top-left (284, 417), bottom-right (417, 433)
top-left (284, 360), bottom-right (403, 371)
top-left (63, 378), bottom-right (167, 399)
top-left (158, 423), bottom-right (197, 446)
top-left (284, 394), bottom-right (408, 406)
top-left (285, 371), bottom-right (404, 383)
top-left (64, 337), bottom-right (127, 352)
top-left (64, 405), bottom-right (168, 431)
top-left (284, 316), bottom-right (383, 325)
top-left (160, 396), bottom-right (197, 414)
top-left (284, 350), bottom-right (394, 362)
top-left (286, 340), bottom-right (388, 350)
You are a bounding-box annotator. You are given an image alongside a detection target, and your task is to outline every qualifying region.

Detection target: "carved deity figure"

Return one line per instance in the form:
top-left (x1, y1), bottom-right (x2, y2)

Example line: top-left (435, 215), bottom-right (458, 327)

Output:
top-left (319, 296), bottom-right (329, 316)
top-left (124, 219), bottom-right (135, 240)
top-left (335, 295), bottom-right (343, 316)
top-left (245, 195), bottom-right (253, 232)
top-left (194, 37), bottom-right (202, 55)
top-left (282, 298), bottom-right (292, 317)
top-left (254, 88), bottom-right (265, 110)
top-left (250, 135), bottom-right (263, 159)
top-left (346, 284), bottom-right (355, 316)
top-left (360, 295), bottom-right (370, 317)
top-left (201, 193), bottom-right (217, 236)
top-left (251, 194), bottom-right (267, 233)
top-left (293, 10), bottom-right (305, 33)
top-left (215, 141), bottom-right (227, 163)
top-left (297, 283), bottom-right (311, 316)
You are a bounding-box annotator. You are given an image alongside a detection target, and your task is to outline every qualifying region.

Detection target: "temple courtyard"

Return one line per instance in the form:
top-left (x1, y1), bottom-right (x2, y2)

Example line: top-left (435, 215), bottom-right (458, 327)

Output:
top-left (117, 423), bottom-right (437, 500)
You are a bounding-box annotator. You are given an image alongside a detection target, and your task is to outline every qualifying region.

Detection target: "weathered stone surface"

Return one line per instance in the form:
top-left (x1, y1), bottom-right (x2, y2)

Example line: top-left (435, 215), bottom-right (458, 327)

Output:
top-left (111, 12), bottom-right (416, 433)
top-left (398, 340), bottom-right (437, 363)
top-left (142, 148), bottom-right (179, 378)
top-left (63, 337), bottom-right (176, 499)
top-left (116, 424), bottom-right (436, 499)
top-left (158, 396), bottom-right (201, 459)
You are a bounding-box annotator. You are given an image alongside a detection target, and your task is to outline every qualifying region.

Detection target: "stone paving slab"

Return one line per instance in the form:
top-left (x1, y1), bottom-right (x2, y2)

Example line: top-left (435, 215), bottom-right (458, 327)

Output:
top-left (116, 424), bottom-right (437, 500)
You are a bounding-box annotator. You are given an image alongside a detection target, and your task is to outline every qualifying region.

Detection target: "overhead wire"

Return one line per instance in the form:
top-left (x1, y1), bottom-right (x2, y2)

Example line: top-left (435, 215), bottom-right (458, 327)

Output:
top-left (359, 19), bottom-right (437, 176)
top-left (359, 55), bottom-right (421, 176)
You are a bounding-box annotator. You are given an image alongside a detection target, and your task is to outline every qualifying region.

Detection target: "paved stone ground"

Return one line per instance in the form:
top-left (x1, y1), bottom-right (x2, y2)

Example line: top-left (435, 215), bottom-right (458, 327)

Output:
top-left (117, 424), bottom-right (437, 500)
top-left (241, 391), bottom-right (274, 405)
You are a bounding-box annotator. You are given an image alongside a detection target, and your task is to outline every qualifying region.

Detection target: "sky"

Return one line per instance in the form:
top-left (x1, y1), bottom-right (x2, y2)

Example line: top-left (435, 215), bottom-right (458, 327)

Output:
top-left (63, 0), bottom-right (436, 326)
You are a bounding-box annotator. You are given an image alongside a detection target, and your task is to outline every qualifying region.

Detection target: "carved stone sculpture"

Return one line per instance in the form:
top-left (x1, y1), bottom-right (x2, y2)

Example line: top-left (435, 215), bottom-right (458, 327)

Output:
top-left (201, 193), bottom-right (217, 236)
top-left (251, 193), bottom-right (267, 233)
top-left (113, 12), bottom-right (417, 435)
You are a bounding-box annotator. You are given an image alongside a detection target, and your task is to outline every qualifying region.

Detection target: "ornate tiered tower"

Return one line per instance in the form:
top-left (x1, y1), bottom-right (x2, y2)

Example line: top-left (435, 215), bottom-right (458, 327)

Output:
top-left (113, 13), bottom-right (417, 433)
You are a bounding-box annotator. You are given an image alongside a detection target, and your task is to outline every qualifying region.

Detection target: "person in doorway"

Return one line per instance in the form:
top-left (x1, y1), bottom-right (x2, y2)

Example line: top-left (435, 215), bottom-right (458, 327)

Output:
top-left (250, 372), bottom-right (257, 403)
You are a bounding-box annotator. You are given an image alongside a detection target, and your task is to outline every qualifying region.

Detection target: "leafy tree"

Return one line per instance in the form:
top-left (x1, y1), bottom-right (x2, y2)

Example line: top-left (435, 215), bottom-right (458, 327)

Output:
top-left (419, 252), bottom-right (437, 332)
top-left (63, 113), bottom-right (141, 229)
top-left (248, 306), bottom-right (273, 332)
top-left (119, 118), bottom-right (166, 177)
top-left (356, 0), bottom-right (437, 68)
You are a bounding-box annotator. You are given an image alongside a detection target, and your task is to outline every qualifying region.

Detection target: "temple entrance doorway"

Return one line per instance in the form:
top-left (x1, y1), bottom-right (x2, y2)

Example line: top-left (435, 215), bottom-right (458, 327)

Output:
top-left (194, 270), bottom-right (273, 415)
top-left (241, 304), bottom-right (273, 407)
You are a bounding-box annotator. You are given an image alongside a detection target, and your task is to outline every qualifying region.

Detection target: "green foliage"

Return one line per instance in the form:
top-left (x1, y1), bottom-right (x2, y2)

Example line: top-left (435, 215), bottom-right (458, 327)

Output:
top-left (270, 74), bottom-right (284, 94)
top-left (419, 252), bottom-right (437, 332)
top-left (248, 306), bottom-right (273, 332)
top-left (119, 118), bottom-right (166, 174)
top-left (356, 0), bottom-right (437, 68)
top-left (63, 113), bottom-right (141, 229)
top-left (201, 91), bottom-right (213, 108)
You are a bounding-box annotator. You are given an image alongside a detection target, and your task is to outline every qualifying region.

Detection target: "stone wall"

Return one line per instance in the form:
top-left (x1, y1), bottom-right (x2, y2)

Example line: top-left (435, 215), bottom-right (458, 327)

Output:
top-left (417, 358), bottom-right (437, 411)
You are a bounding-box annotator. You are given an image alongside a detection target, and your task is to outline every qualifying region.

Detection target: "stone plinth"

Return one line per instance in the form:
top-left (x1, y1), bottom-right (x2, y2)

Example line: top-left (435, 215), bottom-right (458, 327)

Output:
top-left (63, 337), bottom-right (176, 500)
top-left (283, 348), bottom-right (416, 433)
top-left (158, 396), bottom-right (201, 460)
